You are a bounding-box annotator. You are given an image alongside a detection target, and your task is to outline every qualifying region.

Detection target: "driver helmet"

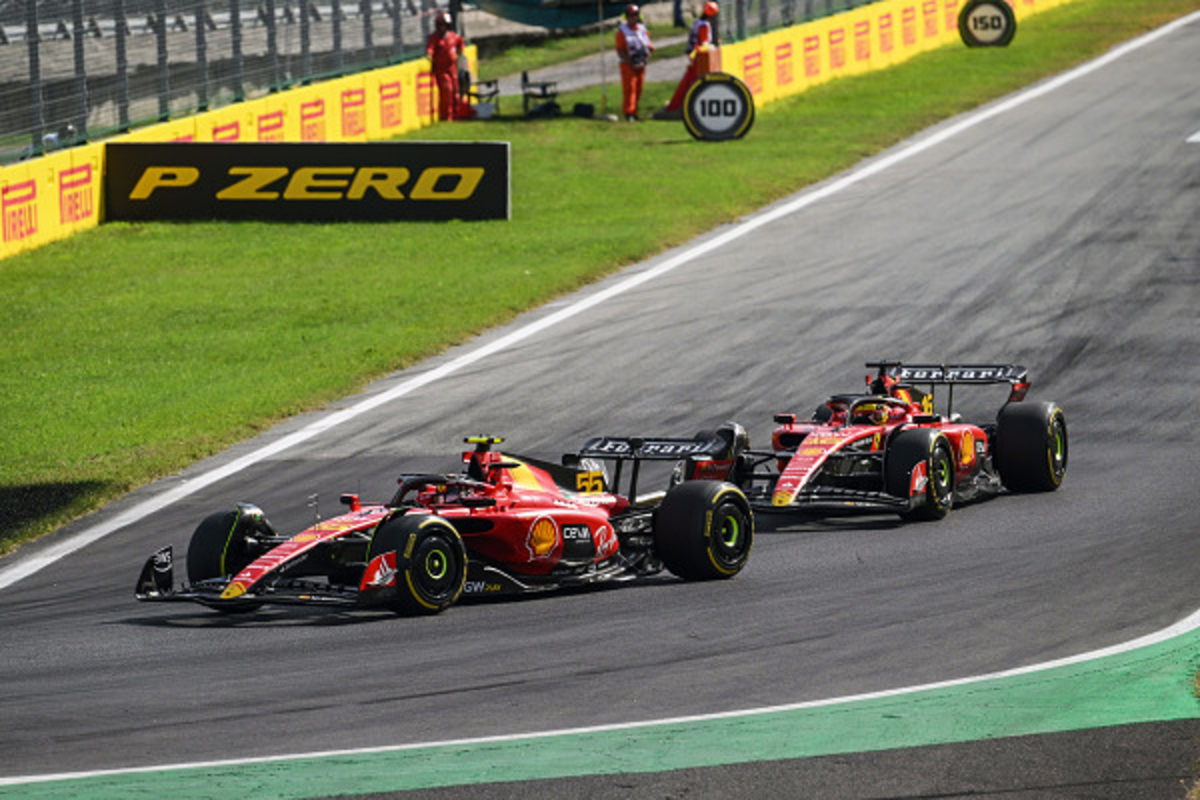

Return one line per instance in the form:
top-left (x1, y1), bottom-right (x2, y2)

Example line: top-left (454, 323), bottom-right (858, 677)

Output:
top-left (852, 402), bottom-right (890, 426)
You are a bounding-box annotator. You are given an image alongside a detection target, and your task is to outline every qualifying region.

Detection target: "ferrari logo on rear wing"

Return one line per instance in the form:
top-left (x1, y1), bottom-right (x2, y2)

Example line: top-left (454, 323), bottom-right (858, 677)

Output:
top-left (576, 436), bottom-right (727, 460)
top-left (866, 360), bottom-right (1031, 412)
top-left (890, 364), bottom-right (1027, 384)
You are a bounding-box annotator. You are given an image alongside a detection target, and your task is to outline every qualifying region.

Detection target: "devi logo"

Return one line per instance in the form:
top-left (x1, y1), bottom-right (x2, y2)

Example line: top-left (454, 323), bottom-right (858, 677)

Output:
top-left (258, 110), bottom-right (285, 141)
top-left (301, 99), bottom-right (326, 141)
top-left (803, 35), bottom-right (822, 79)
top-left (902, 5), bottom-right (918, 46)
top-left (922, 0), bottom-right (939, 38)
top-left (212, 121), bottom-right (241, 142)
top-left (2, 179), bottom-right (37, 243)
top-left (59, 164), bottom-right (95, 225)
top-left (341, 89), bottom-right (366, 138)
top-left (741, 52), bottom-right (763, 96)
top-left (854, 20), bottom-right (871, 63)
top-left (828, 27), bottom-right (847, 71)
top-left (879, 12), bottom-right (895, 54)
top-left (775, 42), bottom-right (794, 87)
top-left (380, 82), bottom-right (404, 130)
top-left (105, 141), bottom-right (512, 221)
top-left (942, 0), bottom-right (960, 32)
top-left (417, 72), bottom-right (434, 118)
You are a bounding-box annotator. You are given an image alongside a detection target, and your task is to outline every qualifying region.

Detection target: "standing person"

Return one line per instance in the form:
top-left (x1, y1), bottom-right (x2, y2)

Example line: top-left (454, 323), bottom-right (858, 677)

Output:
top-left (656, 1), bottom-right (719, 119)
top-left (615, 4), bottom-right (654, 121)
top-left (426, 12), bottom-right (465, 121)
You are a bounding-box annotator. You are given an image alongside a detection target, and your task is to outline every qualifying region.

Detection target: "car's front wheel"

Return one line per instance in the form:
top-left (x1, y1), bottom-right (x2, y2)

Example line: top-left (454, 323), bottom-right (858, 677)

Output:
top-left (367, 515), bottom-right (467, 615)
top-left (885, 429), bottom-right (955, 521)
top-left (186, 503), bottom-right (269, 583)
top-left (654, 480), bottom-right (753, 580)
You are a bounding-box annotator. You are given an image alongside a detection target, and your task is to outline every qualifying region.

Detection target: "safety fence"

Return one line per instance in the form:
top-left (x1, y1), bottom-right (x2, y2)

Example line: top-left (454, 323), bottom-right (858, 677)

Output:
top-left (713, 0), bottom-right (881, 43)
top-left (1, 0), bottom-right (1076, 261)
top-left (0, 0), bottom-right (451, 163)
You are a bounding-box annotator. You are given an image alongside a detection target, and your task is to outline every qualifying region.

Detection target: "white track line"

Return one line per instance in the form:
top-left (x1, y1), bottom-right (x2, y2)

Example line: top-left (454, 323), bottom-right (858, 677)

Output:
top-left (3, 605), bottom-right (1199, 787)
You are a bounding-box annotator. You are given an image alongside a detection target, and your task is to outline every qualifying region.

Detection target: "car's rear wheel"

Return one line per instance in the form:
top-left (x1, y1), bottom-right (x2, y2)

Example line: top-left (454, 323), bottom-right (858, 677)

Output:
top-left (994, 401), bottom-right (1068, 492)
top-left (367, 515), bottom-right (467, 615)
top-left (886, 429), bottom-right (955, 521)
top-left (655, 480), bottom-right (753, 580)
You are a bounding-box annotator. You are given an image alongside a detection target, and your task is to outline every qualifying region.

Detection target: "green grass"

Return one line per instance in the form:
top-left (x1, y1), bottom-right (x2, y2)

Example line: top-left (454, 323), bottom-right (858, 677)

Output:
top-left (1, 0), bottom-right (1196, 556)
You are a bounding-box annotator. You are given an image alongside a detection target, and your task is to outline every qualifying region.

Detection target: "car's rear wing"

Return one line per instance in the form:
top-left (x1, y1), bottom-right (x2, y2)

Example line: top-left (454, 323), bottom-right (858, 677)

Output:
top-left (570, 432), bottom-right (742, 503)
top-left (868, 361), bottom-right (1031, 415)
top-left (885, 363), bottom-right (1028, 386)
top-left (575, 435), bottom-right (734, 460)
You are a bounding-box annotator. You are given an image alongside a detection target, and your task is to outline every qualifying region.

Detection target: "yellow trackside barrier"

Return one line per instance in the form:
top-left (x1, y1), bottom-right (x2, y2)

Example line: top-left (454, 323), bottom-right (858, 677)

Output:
top-left (1, 49), bottom-right (469, 260)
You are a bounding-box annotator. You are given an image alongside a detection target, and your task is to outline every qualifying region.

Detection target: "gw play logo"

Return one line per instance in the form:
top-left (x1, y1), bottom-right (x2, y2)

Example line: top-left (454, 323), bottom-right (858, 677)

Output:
top-left (105, 142), bottom-right (510, 221)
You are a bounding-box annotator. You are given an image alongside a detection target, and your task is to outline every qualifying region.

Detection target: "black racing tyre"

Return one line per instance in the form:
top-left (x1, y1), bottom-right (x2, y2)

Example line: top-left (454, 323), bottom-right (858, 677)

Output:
top-left (655, 480), bottom-right (753, 580)
top-left (994, 402), bottom-right (1068, 493)
top-left (885, 429), bottom-right (955, 521)
top-left (186, 507), bottom-right (260, 583)
top-left (367, 515), bottom-right (467, 615)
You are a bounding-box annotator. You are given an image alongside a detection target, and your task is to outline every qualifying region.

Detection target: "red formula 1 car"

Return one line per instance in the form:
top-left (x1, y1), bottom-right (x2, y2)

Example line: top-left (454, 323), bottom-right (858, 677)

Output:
top-left (673, 362), bottom-right (1067, 521)
top-left (135, 436), bottom-right (753, 615)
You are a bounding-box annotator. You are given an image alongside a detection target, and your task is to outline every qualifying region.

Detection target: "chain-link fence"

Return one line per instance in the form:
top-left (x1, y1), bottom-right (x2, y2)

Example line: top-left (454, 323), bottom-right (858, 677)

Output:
top-left (0, 0), bottom-right (878, 163)
top-left (705, 0), bottom-right (875, 42)
top-left (0, 0), bottom-right (455, 161)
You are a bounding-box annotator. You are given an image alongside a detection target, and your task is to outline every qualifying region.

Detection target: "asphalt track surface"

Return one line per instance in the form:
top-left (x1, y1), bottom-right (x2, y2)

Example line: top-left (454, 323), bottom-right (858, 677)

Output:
top-left (2, 11), bottom-right (1199, 799)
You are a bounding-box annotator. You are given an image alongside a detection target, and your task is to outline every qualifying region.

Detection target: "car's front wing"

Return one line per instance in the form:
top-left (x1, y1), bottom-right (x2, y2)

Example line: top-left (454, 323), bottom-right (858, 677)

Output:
top-left (748, 487), bottom-right (912, 514)
top-left (135, 546), bottom-right (360, 609)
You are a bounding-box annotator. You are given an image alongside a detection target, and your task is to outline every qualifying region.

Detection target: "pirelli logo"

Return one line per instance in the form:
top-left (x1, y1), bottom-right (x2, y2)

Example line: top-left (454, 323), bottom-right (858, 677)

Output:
top-left (105, 142), bottom-right (510, 221)
top-left (2, 179), bottom-right (37, 242)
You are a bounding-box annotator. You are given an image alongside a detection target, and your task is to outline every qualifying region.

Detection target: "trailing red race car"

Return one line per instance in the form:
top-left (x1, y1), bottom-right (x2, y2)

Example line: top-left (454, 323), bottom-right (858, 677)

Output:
top-left (135, 436), bottom-right (754, 616)
top-left (671, 361), bottom-right (1067, 521)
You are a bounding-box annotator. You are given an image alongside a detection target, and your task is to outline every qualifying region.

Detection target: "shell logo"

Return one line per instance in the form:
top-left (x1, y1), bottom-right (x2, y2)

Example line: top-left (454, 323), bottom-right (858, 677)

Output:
top-left (772, 490), bottom-right (793, 507)
top-left (961, 432), bottom-right (975, 467)
top-left (220, 581), bottom-right (247, 600)
top-left (527, 517), bottom-right (557, 559)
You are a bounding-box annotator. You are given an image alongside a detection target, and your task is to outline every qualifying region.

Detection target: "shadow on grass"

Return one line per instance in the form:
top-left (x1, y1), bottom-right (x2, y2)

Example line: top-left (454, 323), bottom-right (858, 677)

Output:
top-left (0, 481), bottom-right (110, 551)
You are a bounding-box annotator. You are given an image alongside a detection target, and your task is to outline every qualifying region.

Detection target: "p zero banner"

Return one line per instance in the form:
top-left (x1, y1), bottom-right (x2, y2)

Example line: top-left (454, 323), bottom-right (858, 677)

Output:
top-left (105, 142), bottom-right (510, 222)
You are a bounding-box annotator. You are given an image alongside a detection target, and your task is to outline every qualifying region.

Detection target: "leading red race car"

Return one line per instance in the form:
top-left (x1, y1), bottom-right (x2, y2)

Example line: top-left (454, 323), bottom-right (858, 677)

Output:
top-left (672, 361), bottom-right (1067, 520)
top-left (136, 435), bottom-right (754, 616)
